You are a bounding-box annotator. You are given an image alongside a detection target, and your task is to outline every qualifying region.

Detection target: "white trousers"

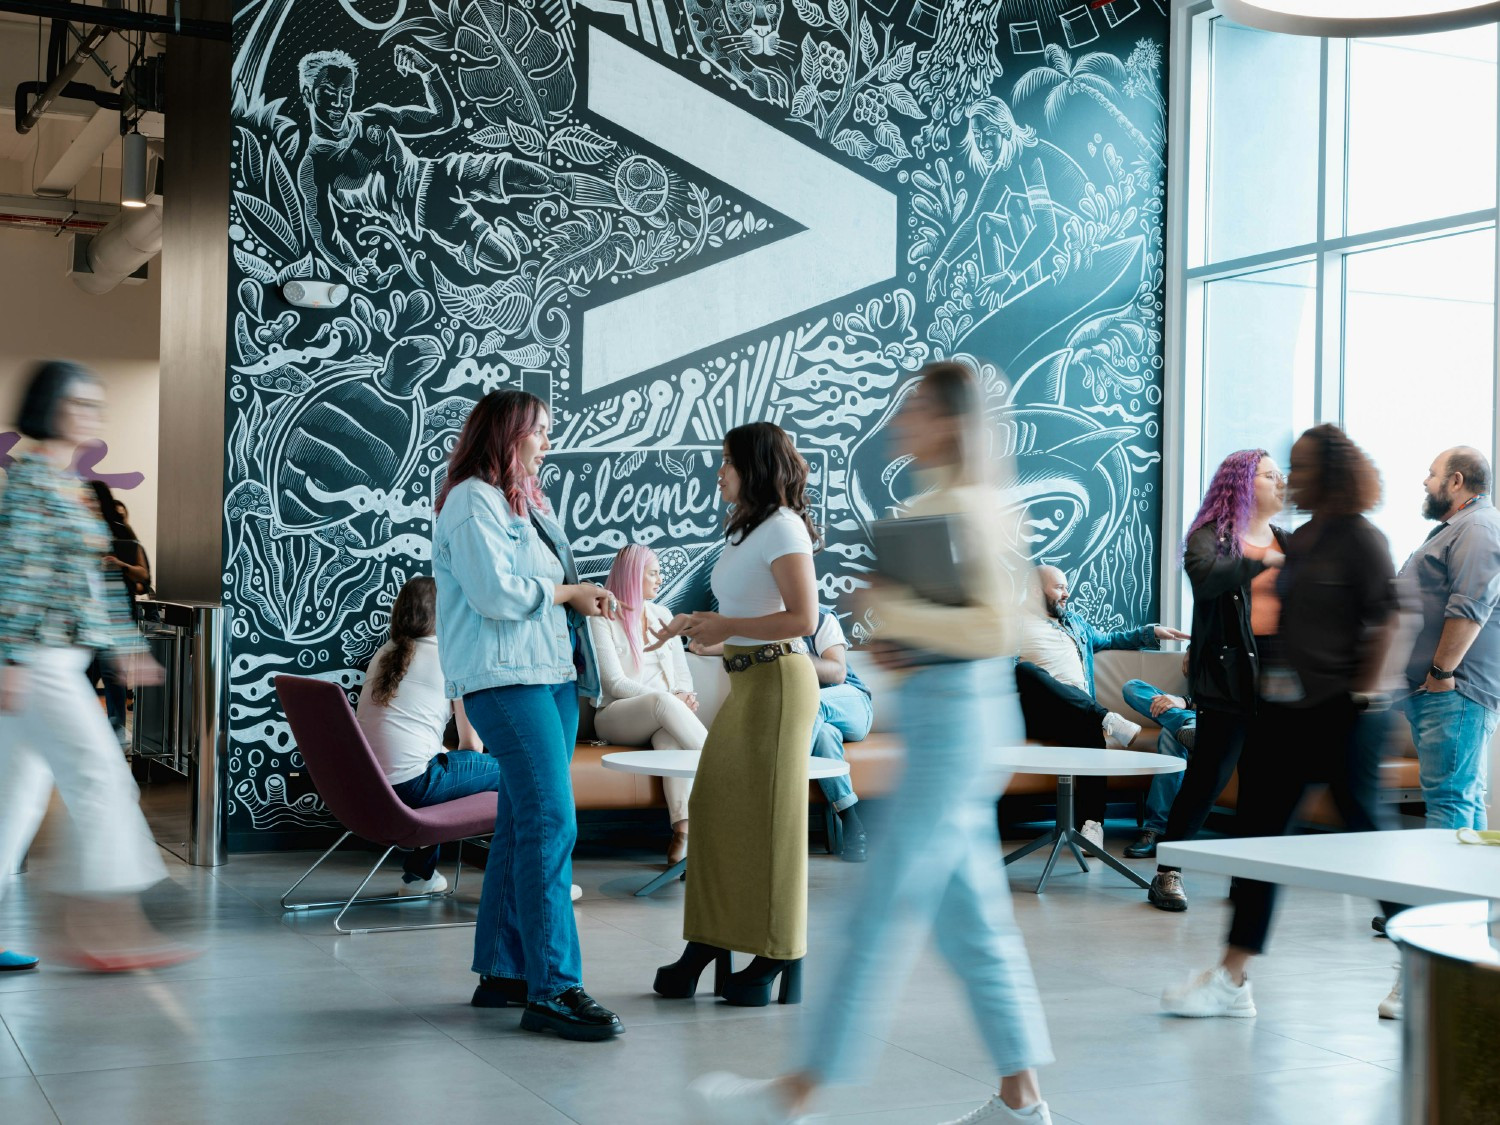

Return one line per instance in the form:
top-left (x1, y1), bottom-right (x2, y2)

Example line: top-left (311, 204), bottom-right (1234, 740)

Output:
top-left (0, 647), bottom-right (165, 898)
top-left (592, 692), bottom-right (706, 824)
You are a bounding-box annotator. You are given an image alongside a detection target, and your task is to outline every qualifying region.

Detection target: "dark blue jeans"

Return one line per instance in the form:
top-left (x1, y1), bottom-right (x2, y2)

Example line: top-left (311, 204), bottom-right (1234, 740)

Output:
top-left (390, 750), bottom-right (502, 880)
top-left (1121, 679), bottom-right (1195, 834)
top-left (463, 681), bottom-right (582, 1001)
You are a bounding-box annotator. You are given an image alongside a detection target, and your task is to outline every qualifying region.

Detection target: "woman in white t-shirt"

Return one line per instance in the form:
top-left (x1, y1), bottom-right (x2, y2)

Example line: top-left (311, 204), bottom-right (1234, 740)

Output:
top-left (587, 545), bottom-right (707, 865)
top-left (647, 422), bottom-right (821, 1009)
top-left (356, 577), bottom-right (500, 895)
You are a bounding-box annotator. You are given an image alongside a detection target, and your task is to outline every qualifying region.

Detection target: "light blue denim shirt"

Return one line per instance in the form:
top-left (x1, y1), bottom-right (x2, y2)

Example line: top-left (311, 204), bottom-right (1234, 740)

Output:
top-left (433, 477), bottom-right (600, 701)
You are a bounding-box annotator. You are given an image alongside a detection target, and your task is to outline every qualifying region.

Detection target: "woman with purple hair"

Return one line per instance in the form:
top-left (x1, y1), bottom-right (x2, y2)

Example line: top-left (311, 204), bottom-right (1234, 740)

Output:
top-left (1146, 448), bottom-right (1288, 914)
top-left (587, 545), bottom-right (707, 864)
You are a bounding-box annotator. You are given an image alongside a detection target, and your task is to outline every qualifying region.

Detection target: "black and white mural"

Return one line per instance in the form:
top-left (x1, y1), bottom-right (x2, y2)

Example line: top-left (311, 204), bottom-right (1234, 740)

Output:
top-left (226, 0), bottom-right (1167, 845)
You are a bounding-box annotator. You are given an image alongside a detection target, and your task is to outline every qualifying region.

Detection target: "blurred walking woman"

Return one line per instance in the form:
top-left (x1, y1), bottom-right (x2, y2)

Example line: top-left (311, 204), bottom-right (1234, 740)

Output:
top-left (691, 362), bottom-right (1055, 1124)
top-left (433, 389), bottom-right (622, 1041)
top-left (650, 422), bottom-right (821, 1007)
top-left (0, 361), bottom-right (183, 972)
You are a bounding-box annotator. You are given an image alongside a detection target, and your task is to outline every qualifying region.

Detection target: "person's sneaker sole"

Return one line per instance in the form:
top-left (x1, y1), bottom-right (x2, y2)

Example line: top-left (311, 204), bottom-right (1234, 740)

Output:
top-left (519, 1009), bottom-right (625, 1041)
top-left (1167, 1002), bottom-right (1257, 1018)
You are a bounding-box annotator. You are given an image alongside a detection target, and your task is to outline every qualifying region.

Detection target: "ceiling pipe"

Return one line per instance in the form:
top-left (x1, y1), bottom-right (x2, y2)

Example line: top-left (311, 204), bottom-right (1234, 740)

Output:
top-left (14, 22), bottom-right (110, 134)
top-left (71, 201), bottom-right (161, 294)
top-left (0, 2), bottom-right (229, 40)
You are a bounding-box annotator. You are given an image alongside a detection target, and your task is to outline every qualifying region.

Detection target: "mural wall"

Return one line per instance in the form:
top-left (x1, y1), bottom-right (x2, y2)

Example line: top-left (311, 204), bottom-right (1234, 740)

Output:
top-left (227, 0), bottom-right (1168, 845)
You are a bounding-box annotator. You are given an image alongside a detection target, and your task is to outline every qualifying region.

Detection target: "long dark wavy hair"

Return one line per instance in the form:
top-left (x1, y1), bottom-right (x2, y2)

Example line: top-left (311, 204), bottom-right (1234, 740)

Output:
top-left (1184, 448), bottom-right (1270, 559)
top-left (367, 577), bottom-right (437, 707)
top-left (722, 422), bottom-right (821, 549)
top-left (1292, 424), bottom-right (1382, 517)
top-left (435, 390), bottom-right (549, 516)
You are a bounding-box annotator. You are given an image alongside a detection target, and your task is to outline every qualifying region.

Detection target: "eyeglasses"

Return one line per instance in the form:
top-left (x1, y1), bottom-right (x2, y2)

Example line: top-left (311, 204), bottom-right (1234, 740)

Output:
top-left (1257, 470), bottom-right (1285, 484)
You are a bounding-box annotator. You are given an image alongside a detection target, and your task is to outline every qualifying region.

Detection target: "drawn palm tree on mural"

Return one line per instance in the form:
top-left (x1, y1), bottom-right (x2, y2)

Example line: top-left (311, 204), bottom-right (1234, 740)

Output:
top-left (1012, 44), bottom-right (1163, 170)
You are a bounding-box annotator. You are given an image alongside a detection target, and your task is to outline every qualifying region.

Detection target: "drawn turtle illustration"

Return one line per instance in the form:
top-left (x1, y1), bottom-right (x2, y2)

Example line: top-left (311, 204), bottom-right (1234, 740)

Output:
top-left (268, 335), bottom-right (444, 532)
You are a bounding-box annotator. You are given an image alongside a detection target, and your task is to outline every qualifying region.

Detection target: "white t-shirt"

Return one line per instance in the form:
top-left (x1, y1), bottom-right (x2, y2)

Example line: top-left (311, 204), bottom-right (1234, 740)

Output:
top-left (356, 636), bottom-right (448, 786)
top-left (711, 508), bottom-right (814, 646)
top-left (811, 611), bottom-right (848, 656)
top-left (1017, 612), bottom-right (1088, 691)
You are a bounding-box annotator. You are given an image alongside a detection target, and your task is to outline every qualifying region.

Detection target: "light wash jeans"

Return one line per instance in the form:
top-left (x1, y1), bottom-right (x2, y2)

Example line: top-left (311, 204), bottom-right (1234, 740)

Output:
top-left (1121, 679), bottom-right (1195, 834)
top-left (464, 681), bottom-right (583, 1001)
top-left (810, 683), bottom-right (873, 812)
top-left (801, 660), bottom-right (1053, 1084)
top-left (1408, 688), bottom-right (1498, 830)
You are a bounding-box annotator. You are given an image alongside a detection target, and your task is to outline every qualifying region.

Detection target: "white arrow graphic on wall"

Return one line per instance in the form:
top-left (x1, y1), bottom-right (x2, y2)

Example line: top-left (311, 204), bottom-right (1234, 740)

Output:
top-left (580, 26), bottom-right (899, 395)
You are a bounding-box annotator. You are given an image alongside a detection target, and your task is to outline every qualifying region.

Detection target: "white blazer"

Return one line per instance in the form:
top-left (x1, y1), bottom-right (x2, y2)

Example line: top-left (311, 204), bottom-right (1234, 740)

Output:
top-left (587, 601), bottom-right (694, 712)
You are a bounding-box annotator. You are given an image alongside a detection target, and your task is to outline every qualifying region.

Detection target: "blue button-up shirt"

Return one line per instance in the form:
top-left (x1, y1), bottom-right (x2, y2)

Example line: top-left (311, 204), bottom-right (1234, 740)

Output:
top-left (1398, 496), bottom-right (1500, 713)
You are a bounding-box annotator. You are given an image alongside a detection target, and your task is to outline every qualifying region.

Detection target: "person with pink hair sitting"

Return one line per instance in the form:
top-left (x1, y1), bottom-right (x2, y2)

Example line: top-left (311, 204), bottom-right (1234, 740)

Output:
top-left (586, 545), bottom-right (707, 865)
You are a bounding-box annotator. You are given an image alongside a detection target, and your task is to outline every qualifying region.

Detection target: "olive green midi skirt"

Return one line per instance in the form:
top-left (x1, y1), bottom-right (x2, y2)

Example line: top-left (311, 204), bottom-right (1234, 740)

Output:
top-left (683, 645), bottom-right (820, 960)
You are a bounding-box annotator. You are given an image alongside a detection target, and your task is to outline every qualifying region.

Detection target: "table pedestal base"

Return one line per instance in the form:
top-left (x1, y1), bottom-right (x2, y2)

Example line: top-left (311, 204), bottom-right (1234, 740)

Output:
top-left (635, 858), bottom-right (687, 897)
top-left (1002, 775), bottom-right (1151, 893)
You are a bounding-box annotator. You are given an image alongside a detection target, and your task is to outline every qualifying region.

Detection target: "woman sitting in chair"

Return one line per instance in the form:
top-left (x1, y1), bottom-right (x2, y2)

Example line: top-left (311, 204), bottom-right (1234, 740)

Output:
top-left (356, 576), bottom-right (500, 896)
top-left (587, 545), bottom-right (708, 866)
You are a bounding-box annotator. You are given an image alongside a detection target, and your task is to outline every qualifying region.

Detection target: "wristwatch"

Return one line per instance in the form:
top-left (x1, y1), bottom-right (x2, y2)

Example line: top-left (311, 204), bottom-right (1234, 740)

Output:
top-left (1430, 664), bottom-right (1456, 680)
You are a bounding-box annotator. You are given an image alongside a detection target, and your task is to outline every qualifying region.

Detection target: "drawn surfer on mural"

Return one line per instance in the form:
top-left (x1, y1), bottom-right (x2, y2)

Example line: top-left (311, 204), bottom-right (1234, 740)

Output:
top-left (297, 46), bottom-right (619, 285)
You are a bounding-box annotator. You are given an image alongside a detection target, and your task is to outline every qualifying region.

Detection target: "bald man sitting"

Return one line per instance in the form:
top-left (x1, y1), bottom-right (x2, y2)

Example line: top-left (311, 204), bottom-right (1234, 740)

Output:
top-left (1016, 566), bottom-right (1189, 850)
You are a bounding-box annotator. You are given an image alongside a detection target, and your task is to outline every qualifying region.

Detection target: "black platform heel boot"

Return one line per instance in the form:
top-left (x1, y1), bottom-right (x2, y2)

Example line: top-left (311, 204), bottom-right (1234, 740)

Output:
top-left (720, 956), bottom-right (802, 1007)
top-left (653, 941), bottom-right (731, 998)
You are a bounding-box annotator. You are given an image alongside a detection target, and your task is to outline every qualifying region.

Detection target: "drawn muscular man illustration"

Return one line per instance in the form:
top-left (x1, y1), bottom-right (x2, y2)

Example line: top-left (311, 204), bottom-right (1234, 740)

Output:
top-left (297, 47), bottom-right (617, 283)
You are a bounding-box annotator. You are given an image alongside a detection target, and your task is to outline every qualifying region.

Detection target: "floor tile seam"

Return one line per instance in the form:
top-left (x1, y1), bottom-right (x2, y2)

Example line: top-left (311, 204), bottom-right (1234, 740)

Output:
top-left (1040, 1056), bottom-right (1389, 1101)
top-left (1245, 1022), bottom-right (1400, 1065)
top-left (0, 962), bottom-right (377, 1012)
top-left (452, 1038), bottom-right (588, 1123)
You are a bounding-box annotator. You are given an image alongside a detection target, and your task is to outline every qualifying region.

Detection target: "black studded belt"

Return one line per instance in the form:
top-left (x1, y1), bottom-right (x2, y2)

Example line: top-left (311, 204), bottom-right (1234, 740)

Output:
top-left (722, 639), bottom-right (809, 673)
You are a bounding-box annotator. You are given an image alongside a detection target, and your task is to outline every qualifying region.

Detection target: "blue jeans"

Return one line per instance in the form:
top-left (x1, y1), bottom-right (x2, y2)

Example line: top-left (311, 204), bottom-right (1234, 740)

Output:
top-left (811, 683), bottom-right (873, 812)
top-left (1408, 688), bottom-right (1498, 830)
top-left (463, 681), bottom-right (582, 1001)
top-left (801, 661), bottom-right (1053, 1083)
top-left (1121, 679), bottom-right (1195, 834)
top-left (390, 750), bottom-right (503, 880)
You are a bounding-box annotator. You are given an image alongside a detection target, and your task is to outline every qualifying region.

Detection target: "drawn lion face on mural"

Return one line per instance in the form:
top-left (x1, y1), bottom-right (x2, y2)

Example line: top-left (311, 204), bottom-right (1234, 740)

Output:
top-left (725, 0), bottom-right (784, 56)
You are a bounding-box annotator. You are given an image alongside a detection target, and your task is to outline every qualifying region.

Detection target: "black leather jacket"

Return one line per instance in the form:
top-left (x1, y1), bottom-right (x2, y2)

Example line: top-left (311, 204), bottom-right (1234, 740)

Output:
top-left (1184, 523), bottom-right (1289, 714)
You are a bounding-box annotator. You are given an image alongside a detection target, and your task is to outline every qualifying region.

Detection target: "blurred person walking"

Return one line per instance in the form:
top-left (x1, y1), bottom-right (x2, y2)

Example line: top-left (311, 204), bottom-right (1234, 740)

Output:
top-left (0, 360), bottom-right (184, 972)
top-left (86, 481), bottom-right (150, 749)
top-left (1163, 424), bottom-right (1406, 1021)
top-left (689, 361), bottom-right (1055, 1125)
top-left (1147, 448), bottom-right (1288, 913)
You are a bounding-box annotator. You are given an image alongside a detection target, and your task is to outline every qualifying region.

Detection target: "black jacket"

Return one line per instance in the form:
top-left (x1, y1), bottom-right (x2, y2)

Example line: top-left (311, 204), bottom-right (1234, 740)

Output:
top-left (1184, 523), bottom-right (1289, 714)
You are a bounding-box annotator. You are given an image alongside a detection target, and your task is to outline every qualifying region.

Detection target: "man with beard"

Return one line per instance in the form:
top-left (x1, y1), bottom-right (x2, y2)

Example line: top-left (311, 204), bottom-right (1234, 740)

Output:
top-left (1016, 565), bottom-right (1188, 849)
top-left (1398, 447), bottom-right (1500, 829)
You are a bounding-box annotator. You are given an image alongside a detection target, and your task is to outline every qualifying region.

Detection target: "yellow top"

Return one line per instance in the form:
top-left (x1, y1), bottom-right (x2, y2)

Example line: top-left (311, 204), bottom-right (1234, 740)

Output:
top-left (875, 468), bottom-right (1022, 661)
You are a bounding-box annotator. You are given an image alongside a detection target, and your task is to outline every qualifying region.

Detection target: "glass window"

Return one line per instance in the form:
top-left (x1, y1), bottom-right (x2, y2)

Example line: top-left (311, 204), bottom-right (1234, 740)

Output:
top-left (1345, 28), bottom-right (1498, 235)
top-left (1202, 261), bottom-right (1318, 475)
top-left (1342, 229), bottom-right (1496, 557)
top-left (1207, 21), bottom-right (1323, 263)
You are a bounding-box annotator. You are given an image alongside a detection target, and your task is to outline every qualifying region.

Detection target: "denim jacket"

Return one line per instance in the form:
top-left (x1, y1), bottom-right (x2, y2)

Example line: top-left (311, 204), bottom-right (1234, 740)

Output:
top-left (1056, 610), bottom-right (1158, 699)
top-left (433, 478), bottom-right (600, 701)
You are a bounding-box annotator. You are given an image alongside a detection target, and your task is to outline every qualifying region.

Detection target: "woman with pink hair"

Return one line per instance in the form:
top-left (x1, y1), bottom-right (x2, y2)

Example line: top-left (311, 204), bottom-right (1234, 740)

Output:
top-left (587, 545), bottom-right (707, 864)
top-left (1146, 448), bottom-right (1288, 914)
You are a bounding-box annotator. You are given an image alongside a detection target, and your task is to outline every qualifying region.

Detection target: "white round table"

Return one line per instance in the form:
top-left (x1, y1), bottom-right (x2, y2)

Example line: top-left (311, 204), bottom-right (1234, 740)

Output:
top-left (601, 750), bottom-right (852, 896)
top-left (991, 745), bottom-right (1186, 893)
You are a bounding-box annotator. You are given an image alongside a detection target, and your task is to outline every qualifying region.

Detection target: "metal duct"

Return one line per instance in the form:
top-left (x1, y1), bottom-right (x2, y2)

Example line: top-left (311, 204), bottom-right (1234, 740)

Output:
top-left (70, 201), bottom-right (160, 294)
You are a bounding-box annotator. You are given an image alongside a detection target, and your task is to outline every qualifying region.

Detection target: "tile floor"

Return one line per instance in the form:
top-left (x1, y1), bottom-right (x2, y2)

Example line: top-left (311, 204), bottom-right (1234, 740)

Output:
top-left (0, 823), bottom-right (1403, 1124)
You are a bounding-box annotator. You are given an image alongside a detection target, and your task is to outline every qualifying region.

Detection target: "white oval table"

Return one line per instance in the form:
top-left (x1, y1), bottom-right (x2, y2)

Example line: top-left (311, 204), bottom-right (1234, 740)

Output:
top-left (990, 745), bottom-right (1186, 893)
top-left (602, 749), bottom-right (851, 897)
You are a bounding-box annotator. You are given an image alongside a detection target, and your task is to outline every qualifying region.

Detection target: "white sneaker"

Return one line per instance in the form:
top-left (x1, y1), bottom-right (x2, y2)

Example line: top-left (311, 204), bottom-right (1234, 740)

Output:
top-left (937, 1095), bottom-right (1054, 1124)
top-left (1080, 820), bottom-right (1105, 851)
top-left (686, 1072), bottom-right (808, 1124)
top-left (571, 884), bottom-right (583, 902)
top-left (1161, 966), bottom-right (1257, 1018)
top-left (1378, 965), bottom-right (1402, 1020)
top-left (397, 871), bottom-right (448, 896)
top-left (1102, 712), bottom-right (1141, 749)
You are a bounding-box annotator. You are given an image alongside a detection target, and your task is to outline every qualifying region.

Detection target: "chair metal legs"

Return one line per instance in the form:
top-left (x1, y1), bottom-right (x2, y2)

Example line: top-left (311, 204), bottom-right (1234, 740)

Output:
top-left (280, 830), bottom-right (483, 934)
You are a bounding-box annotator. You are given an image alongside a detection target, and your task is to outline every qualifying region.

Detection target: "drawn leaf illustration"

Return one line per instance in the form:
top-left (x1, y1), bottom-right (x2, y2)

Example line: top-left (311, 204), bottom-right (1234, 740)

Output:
top-left (875, 120), bottom-right (910, 159)
top-left (548, 124), bottom-right (616, 164)
top-left (267, 147), bottom-right (304, 243)
top-left (792, 0), bottom-right (827, 28)
top-left (276, 255), bottom-right (316, 282)
top-left (498, 343), bottom-right (552, 368)
top-left (434, 271), bottom-right (532, 333)
top-left (234, 247), bottom-right (277, 284)
top-left (541, 212), bottom-right (629, 284)
top-left (858, 16), bottom-right (878, 65)
top-left (454, 0), bottom-right (575, 130)
top-left (792, 83), bottom-right (819, 117)
top-left (876, 42), bottom-right (914, 82)
top-left (800, 34), bottom-right (819, 82)
top-left (618, 450), bottom-right (648, 476)
top-left (870, 153), bottom-right (900, 172)
top-left (235, 126), bottom-right (264, 189)
top-left (234, 190), bottom-right (301, 260)
top-left (883, 83), bottom-right (925, 119)
top-left (662, 452), bottom-right (688, 479)
top-left (829, 0), bottom-right (849, 27)
top-left (507, 118), bottom-right (548, 158)
top-left (470, 125), bottom-right (512, 149)
top-left (832, 128), bottom-right (877, 160)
